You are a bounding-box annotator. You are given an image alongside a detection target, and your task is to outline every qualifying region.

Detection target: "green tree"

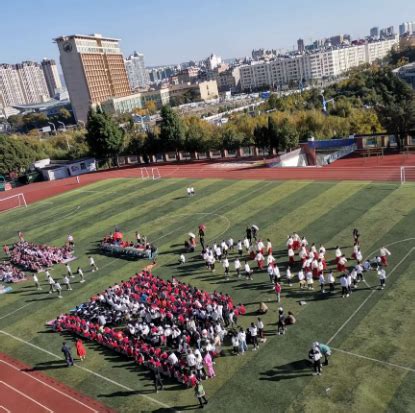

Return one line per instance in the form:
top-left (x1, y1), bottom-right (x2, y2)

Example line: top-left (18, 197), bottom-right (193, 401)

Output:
top-left (267, 116), bottom-right (280, 154)
top-left (279, 119), bottom-right (300, 151)
top-left (0, 135), bottom-right (38, 175)
top-left (159, 105), bottom-right (185, 156)
top-left (85, 108), bottom-right (125, 165)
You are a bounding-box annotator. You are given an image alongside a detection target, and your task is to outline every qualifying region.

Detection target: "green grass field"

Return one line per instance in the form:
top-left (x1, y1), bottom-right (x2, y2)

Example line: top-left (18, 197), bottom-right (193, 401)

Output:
top-left (1, 178), bottom-right (415, 413)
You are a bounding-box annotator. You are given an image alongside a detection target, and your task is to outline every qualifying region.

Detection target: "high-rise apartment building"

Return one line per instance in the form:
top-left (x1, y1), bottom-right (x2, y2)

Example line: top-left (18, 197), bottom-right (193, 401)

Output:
top-left (399, 21), bottom-right (415, 36)
top-left (380, 26), bottom-right (395, 39)
top-left (41, 59), bottom-right (62, 97)
top-left (0, 61), bottom-right (49, 108)
top-left (124, 51), bottom-right (150, 91)
top-left (0, 64), bottom-right (26, 106)
top-left (54, 33), bottom-right (131, 122)
top-left (239, 37), bottom-right (398, 91)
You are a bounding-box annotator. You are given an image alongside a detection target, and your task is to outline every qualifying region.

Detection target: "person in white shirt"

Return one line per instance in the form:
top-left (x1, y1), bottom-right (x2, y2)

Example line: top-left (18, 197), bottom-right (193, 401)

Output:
top-left (48, 275), bottom-right (55, 294)
top-left (298, 269), bottom-right (305, 289)
top-left (231, 334), bottom-right (240, 354)
top-left (237, 240), bottom-right (243, 256)
top-left (319, 273), bottom-right (325, 293)
top-left (33, 273), bottom-right (41, 290)
top-left (63, 275), bottom-right (72, 290)
top-left (186, 187), bottom-right (191, 197)
top-left (257, 239), bottom-right (265, 254)
top-left (168, 352), bottom-right (179, 365)
top-left (286, 266), bottom-right (293, 286)
top-left (379, 247), bottom-right (391, 266)
top-left (186, 350), bottom-right (197, 368)
top-left (328, 271), bottom-right (335, 291)
top-left (207, 255), bottom-right (216, 272)
top-left (45, 269), bottom-right (51, 281)
top-left (256, 317), bottom-right (265, 340)
top-left (335, 246), bottom-right (342, 263)
top-left (227, 238), bottom-right (234, 251)
top-left (286, 236), bottom-right (294, 249)
top-left (234, 258), bottom-right (241, 277)
top-left (222, 258), bottom-right (230, 279)
top-left (337, 255), bottom-right (347, 272)
top-left (244, 261), bottom-right (253, 280)
top-left (267, 254), bottom-right (276, 266)
top-left (340, 274), bottom-right (349, 297)
top-left (267, 264), bottom-right (275, 284)
top-left (54, 281), bottom-right (62, 298)
top-left (273, 264), bottom-right (280, 281)
top-left (266, 239), bottom-right (272, 255)
top-left (66, 264), bottom-right (73, 278)
top-left (215, 246), bottom-right (222, 260)
top-left (306, 271), bottom-right (314, 290)
top-left (249, 323), bottom-right (258, 350)
top-left (190, 187), bottom-right (195, 195)
top-left (378, 268), bottom-right (387, 289)
top-left (89, 256), bottom-right (98, 272)
top-left (243, 237), bottom-right (250, 251)
top-left (178, 253), bottom-right (186, 265)
top-left (255, 252), bottom-right (264, 270)
top-left (355, 248), bottom-right (363, 264)
top-left (355, 264), bottom-right (364, 282)
top-left (238, 328), bottom-right (248, 353)
top-left (77, 267), bottom-right (85, 283)
top-left (350, 268), bottom-right (358, 288)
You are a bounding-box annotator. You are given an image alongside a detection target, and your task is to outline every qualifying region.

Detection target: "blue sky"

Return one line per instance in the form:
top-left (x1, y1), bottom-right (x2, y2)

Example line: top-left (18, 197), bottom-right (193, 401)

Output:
top-left (1, 0), bottom-right (414, 67)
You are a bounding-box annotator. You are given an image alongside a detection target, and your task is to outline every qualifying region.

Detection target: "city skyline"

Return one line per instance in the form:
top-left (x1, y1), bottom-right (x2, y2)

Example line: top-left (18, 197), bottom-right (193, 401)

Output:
top-left (1, 0), bottom-right (414, 67)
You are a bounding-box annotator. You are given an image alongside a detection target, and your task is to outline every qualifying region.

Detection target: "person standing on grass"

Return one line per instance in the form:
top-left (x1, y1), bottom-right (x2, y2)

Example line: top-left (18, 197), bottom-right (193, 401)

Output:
top-left (238, 328), bottom-right (248, 354)
top-left (244, 261), bottom-right (253, 280)
top-left (298, 269), bottom-right (305, 289)
top-left (267, 264), bottom-right (275, 284)
top-left (33, 273), bottom-right (41, 290)
top-left (203, 352), bottom-right (215, 378)
top-left (55, 281), bottom-right (62, 298)
top-left (62, 274), bottom-right (72, 290)
top-left (61, 342), bottom-right (74, 367)
top-left (77, 267), bottom-right (85, 283)
top-left (309, 346), bottom-right (322, 376)
top-left (151, 368), bottom-right (164, 393)
top-left (255, 251), bottom-right (265, 270)
top-left (237, 240), bottom-right (243, 256)
top-left (45, 269), bottom-right (51, 281)
top-left (89, 256), bottom-right (99, 272)
top-left (340, 274), bottom-right (349, 298)
top-left (353, 228), bottom-right (360, 243)
top-left (48, 275), bottom-right (56, 294)
top-left (274, 282), bottom-right (282, 303)
top-left (222, 257), bottom-right (230, 280)
top-left (328, 270), bottom-right (335, 291)
top-left (319, 273), bottom-right (325, 293)
top-left (195, 380), bottom-right (208, 408)
top-left (66, 263), bottom-right (74, 278)
top-left (378, 267), bottom-right (387, 289)
top-left (277, 307), bottom-right (286, 335)
top-left (178, 253), bottom-right (186, 265)
top-left (256, 317), bottom-right (264, 341)
top-left (246, 227), bottom-right (252, 244)
top-left (318, 343), bottom-right (332, 366)
top-left (286, 266), bottom-right (293, 286)
top-left (234, 258), bottom-right (241, 278)
top-left (380, 246), bottom-right (391, 267)
top-left (76, 338), bottom-right (86, 361)
top-left (249, 322), bottom-right (259, 351)
top-left (288, 246), bottom-right (295, 265)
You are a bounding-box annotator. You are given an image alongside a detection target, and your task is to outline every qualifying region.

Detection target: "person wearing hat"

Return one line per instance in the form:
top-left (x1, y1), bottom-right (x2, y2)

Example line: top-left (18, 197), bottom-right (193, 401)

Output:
top-left (194, 380), bottom-right (208, 408)
top-left (309, 344), bottom-right (322, 375)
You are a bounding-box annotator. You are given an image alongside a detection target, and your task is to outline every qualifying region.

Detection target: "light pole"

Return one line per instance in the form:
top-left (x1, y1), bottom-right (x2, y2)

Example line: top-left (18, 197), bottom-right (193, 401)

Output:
top-left (48, 122), bottom-right (56, 135)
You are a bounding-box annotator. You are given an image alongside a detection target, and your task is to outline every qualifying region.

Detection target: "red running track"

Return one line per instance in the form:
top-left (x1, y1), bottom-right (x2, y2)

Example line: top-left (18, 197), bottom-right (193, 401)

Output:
top-left (1, 153), bottom-right (414, 206)
top-left (0, 353), bottom-right (113, 413)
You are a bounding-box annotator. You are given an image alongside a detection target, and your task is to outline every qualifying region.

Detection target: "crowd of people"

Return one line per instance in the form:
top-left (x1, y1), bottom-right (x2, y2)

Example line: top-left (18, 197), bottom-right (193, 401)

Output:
top-left (101, 231), bottom-right (157, 260)
top-left (10, 241), bottom-right (73, 271)
top-left (0, 261), bottom-right (26, 283)
top-left (53, 270), bottom-right (248, 386)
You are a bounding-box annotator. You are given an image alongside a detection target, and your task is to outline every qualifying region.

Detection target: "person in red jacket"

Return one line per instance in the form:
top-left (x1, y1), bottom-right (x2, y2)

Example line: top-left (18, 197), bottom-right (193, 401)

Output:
top-left (274, 282), bottom-right (282, 303)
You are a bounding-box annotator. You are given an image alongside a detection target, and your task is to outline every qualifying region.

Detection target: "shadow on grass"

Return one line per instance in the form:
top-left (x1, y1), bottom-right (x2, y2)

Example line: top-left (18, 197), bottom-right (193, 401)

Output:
top-left (23, 360), bottom-right (68, 371)
top-left (153, 405), bottom-right (198, 412)
top-left (260, 358), bottom-right (313, 381)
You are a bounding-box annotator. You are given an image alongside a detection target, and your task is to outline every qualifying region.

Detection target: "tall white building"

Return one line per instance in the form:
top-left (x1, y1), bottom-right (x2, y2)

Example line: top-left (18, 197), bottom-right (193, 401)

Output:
top-left (239, 37), bottom-right (398, 91)
top-left (0, 61), bottom-right (50, 109)
top-left (124, 51), bottom-right (150, 91)
top-left (41, 59), bottom-right (62, 97)
top-left (399, 21), bottom-right (415, 36)
top-left (0, 64), bottom-right (26, 106)
top-left (16, 61), bottom-right (50, 104)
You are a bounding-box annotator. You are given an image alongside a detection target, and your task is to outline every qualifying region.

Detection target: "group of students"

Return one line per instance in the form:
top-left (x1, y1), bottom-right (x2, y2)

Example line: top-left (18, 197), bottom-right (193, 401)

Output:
top-left (33, 257), bottom-right (98, 298)
top-left (0, 261), bottom-right (26, 283)
top-left (53, 270), bottom-right (246, 390)
top-left (9, 240), bottom-right (73, 272)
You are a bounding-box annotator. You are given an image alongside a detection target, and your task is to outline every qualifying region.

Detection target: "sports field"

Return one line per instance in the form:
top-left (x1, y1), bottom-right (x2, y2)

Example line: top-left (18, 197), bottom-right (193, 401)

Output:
top-left (1, 177), bottom-right (415, 413)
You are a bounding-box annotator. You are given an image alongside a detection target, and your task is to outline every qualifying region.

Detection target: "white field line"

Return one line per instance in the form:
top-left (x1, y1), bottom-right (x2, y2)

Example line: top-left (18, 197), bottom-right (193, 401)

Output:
top-left (61, 205), bottom-right (81, 219)
top-left (331, 347), bottom-right (415, 374)
top-left (0, 360), bottom-right (98, 412)
top-left (0, 381), bottom-right (53, 412)
top-left (0, 304), bottom-right (31, 321)
top-left (0, 330), bottom-right (174, 411)
top-left (327, 246), bottom-right (415, 345)
top-left (0, 405), bottom-right (11, 413)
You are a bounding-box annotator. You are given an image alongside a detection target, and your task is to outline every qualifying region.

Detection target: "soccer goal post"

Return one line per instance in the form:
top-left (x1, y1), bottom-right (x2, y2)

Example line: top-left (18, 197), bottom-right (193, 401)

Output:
top-left (400, 166), bottom-right (415, 184)
top-left (140, 167), bottom-right (150, 180)
top-left (152, 167), bottom-right (161, 180)
top-left (0, 193), bottom-right (27, 213)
